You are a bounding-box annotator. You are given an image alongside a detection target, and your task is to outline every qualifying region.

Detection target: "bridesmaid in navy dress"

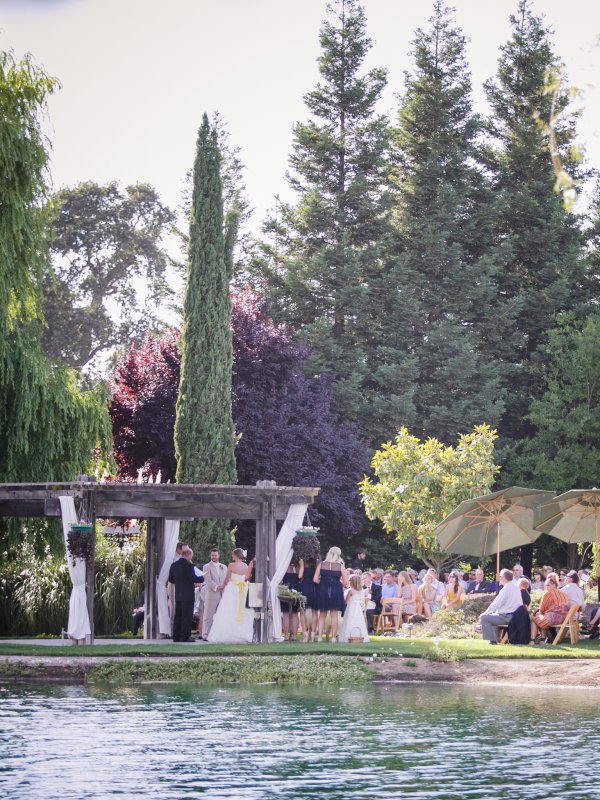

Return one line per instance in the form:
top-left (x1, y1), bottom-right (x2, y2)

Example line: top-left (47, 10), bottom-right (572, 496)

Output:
top-left (298, 557), bottom-right (319, 642)
top-left (313, 546), bottom-right (348, 642)
top-left (281, 560), bottom-right (301, 641)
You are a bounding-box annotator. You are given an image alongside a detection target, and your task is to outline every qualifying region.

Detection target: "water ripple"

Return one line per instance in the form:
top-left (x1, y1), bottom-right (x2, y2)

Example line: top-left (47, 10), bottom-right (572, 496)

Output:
top-left (0, 683), bottom-right (596, 799)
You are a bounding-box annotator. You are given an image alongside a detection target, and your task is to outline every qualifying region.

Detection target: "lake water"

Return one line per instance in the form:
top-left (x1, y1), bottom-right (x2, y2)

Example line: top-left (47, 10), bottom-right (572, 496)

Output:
top-left (0, 682), bottom-right (596, 799)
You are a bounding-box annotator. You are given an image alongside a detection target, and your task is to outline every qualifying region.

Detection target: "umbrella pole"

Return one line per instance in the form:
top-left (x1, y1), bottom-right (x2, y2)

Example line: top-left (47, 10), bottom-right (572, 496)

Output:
top-left (496, 521), bottom-right (500, 594)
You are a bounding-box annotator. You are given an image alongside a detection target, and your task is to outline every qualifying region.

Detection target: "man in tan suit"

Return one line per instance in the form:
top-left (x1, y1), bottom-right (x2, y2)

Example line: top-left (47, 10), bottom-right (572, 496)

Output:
top-left (201, 548), bottom-right (227, 640)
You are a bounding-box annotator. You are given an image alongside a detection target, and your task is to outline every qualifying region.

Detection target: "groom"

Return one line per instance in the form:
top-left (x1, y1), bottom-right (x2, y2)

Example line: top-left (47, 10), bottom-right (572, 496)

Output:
top-left (202, 548), bottom-right (227, 640)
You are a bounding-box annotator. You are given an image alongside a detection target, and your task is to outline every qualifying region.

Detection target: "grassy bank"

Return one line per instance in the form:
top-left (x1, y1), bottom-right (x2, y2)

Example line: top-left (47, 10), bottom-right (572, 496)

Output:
top-left (0, 637), bottom-right (599, 660)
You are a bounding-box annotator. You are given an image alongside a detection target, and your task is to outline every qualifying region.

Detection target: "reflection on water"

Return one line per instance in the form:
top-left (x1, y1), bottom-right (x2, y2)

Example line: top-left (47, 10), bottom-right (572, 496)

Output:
top-left (0, 681), bottom-right (596, 799)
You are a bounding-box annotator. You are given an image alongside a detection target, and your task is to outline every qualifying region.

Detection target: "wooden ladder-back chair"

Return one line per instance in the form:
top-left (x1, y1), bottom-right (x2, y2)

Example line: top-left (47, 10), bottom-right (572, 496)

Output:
top-left (552, 604), bottom-right (580, 646)
top-left (376, 601), bottom-right (403, 634)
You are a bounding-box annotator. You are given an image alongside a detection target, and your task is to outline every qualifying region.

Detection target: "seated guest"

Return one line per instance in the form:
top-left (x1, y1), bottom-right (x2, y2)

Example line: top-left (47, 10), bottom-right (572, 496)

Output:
top-left (512, 564), bottom-right (530, 590)
top-left (442, 572), bottom-right (464, 609)
top-left (132, 589), bottom-right (145, 636)
top-left (362, 570), bottom-right (382, 633)
top-left (561, 570), bottom-right (585, 609)
top-left (426, 568), bottom-right (446, 601)
top-left (418, 573), bottom-right (442, 619)
top-left (380, 571), bottom-right (399, 610)
top-left (530, 573), bottom-right (570, 644)
top-left (384, 571), bottom-right (418, 620)
top-left (467, 568), bottom-right (491, 594)
top-left (531, 570), bottom-right (544, 590)
top-left (479, 569), bottom-right (523, 645)
top-left (507, 578), bottom-right (532, 644)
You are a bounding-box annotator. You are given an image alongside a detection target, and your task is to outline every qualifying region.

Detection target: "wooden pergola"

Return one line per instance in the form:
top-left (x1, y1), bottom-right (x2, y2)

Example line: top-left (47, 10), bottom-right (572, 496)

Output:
top-left (0, 479), bottom-right (320, 643)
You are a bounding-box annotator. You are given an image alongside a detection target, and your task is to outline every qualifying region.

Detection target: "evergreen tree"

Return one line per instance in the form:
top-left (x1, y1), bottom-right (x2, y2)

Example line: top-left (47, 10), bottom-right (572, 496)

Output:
top-left (0, 49), bottom-right (111, 558)
top-left (257, 0), bottom-right (403, 441)
top-left (509, 313), bottom-right (600, 492)
top-left (174, 113), bottom-right (237, 558)
top-left (391, 1), bottom-right (508, 444)
top-left (483, 0), bottom-right (588, 453)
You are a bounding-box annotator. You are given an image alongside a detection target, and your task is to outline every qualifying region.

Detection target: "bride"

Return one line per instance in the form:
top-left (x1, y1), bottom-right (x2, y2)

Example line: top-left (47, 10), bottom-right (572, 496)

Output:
top-left (207, 548), bottom-right (255, 644)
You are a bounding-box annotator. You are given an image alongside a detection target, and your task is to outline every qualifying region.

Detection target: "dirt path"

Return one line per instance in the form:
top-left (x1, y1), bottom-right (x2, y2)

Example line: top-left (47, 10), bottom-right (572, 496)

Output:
top-left (370, 657), bottom-right (600, 688)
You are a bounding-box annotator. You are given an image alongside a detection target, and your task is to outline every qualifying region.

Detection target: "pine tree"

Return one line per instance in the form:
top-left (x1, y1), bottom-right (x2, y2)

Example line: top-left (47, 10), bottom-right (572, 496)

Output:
top-left (257, 0), bottom-right (402, 441)
top-left (390, 1), bottom-right (507, 443)
top-left (484, 0), bottom-right (588, 452)
top-left (174, 113), bottom-right (237, 559)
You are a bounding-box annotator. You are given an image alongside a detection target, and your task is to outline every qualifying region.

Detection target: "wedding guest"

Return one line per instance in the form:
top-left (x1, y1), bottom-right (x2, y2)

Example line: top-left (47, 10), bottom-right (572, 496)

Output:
top-left (202, 548), bottom-right (227, 641)
top-left (427, 568), bottom-right (446, 601)
top-left (531, 571), bottom-right (544, 590)
top-left (350, 549), bottom-right (367, 570)
top-left (530, 573), bottom-right (569, 644)
top-left (314, 547), bottom-right (348, 642)
top-left (442, 572), bottom-right (464, 610)
top-left (281, 558), bottom-right (302, 642)
top-left (339, 574), bottom-right (369, 643)
top-left (298, 557), bottom-right (320, 642)
top-left (132, 589), bottom-right (145, 636)
top-left (512, 564), bottom-right (530, 589)
top-left (380, 571), bottom-right (399, 610)
top-left (561, 570), bottom-right (585, 609)
top-left (479, 569), bottom-right (523, 645)
top-left (466, 568), bottom-right (491, 594)
top-left (362, 571), bottom-right (381, 633)
top-left (418, 573), bottom-right (441, 620)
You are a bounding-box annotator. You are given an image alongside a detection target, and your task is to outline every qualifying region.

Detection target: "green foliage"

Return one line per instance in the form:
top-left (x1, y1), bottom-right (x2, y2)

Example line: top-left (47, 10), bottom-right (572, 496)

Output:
top-left (175, 113), bottom-right (237, 558)
top-left (426, 642), bottom-right (465, 662)
top-left (509, 313), bottom-right (600, 491)
top-left (86, 655), bottom-right (372, 685)
top-left (360, 424), bottom-right (498, 563)
top-left (391, 1), bottom-right (508, 444)
top-left (256, 0), bottom-right (399, 442)
top-left (0, 48), bottom-right (58, 345)
top-left (0, 47), bottom-right (112, 534)
top-left (412, 609), bottom-right (476, 641)
top-left (483, 0), bottom-right (588, 456)
top-left (43, 181), bottom-right (176, 370)
top-left (0, 535), bottom-right (144, 636)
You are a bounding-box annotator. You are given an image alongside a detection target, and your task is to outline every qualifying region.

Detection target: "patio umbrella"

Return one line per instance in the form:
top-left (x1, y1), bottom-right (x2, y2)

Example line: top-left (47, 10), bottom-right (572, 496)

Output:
top-left (534, 488), bottom-right (600, 600)
top-left (435, 486), bottom-right (555, 577)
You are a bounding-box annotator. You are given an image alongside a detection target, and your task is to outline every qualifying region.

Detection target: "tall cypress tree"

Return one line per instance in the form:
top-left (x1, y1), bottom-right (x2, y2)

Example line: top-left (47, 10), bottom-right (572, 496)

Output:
top-left (258, 0), bottom-right (405, 441)
top-left (391, 1), bottom-right (507, 443)
top-left (174, 113), bottom-right (237, 558)
top-left (484, 0), bottom-right (587, 456)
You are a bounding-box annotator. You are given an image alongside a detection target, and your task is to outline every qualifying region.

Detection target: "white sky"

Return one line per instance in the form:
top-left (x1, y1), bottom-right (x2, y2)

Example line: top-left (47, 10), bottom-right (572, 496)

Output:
top-left (2, 0), bottom-right (600, 231)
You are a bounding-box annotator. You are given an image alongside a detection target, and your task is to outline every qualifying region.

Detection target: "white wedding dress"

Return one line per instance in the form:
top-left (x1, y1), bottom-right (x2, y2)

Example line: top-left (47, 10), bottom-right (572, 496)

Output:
top-left (207, 573), bottom-right (255, 644)
top-left (339, 588), bottom-right (370, 643)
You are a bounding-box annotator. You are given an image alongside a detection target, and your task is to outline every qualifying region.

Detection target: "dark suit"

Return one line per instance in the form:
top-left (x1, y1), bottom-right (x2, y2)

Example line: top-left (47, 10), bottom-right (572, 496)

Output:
top-left (364, 582), bottom-right (382, 632)
top-left (466, 579), bottom-right (491, 594)
top-left (168, 558), bottom-right (199, 642)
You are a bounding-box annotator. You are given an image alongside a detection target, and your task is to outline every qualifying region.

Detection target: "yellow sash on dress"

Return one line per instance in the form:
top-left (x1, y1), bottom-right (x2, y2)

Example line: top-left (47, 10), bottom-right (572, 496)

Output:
top-left (231, 576), bottom-right (248, 625)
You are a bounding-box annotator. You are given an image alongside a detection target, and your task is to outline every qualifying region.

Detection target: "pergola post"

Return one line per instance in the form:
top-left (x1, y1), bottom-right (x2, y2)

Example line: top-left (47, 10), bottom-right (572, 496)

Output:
top-left (145, 517), bottom-right (164, 640)
top-left (85, 490), bottom-right (96, 644)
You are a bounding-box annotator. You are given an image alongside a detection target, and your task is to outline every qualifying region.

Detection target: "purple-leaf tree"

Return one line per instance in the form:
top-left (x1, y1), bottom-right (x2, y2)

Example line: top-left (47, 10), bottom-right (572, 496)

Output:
top-left (109, 289), bottom-right (370, 542)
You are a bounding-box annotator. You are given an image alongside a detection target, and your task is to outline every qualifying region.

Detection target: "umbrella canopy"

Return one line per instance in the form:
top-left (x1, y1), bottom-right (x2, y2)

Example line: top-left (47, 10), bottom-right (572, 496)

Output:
top-left (535, 488), bottom-right (600, 600)
top-left (435, 486), bottom-right (555, 575)
top-left (534, 489), bottom-right (600, 544)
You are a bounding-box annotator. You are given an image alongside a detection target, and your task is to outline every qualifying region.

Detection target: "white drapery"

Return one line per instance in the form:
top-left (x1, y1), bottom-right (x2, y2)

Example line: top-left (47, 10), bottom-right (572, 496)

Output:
top-left (157, 519), bottom-right (180, 635)
top-left (59, 496), bottom-right (91, 642)
top-left (268, 503), bottom-right (308, 642)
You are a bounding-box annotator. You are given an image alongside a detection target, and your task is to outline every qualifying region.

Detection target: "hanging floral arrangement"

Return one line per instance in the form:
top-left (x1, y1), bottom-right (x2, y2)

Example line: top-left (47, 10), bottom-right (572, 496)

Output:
top-left (67, 523), bottom-right (93, 562)
top-left (291, 527), bottom-right (321, 563)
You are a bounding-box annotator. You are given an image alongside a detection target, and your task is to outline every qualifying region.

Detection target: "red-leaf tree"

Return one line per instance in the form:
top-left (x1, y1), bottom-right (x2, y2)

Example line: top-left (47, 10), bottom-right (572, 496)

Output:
top-left (109, 290), bottom-right (369, 542)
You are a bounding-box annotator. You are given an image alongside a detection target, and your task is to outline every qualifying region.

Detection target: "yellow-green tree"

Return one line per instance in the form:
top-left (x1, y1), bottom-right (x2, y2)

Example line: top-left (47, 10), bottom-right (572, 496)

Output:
top-left (359, 425), bottom-right (498, 567)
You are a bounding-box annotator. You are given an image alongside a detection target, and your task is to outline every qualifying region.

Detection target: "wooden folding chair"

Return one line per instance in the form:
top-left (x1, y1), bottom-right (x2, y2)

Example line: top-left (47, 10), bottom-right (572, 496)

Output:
top-left (376, 601), bottom-right (403, 634)
top-left (552, 604), bottom-right (580, 645)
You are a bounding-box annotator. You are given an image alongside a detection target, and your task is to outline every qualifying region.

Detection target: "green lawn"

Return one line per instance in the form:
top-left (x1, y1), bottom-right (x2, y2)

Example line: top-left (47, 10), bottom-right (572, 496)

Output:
top-left (0, 636), bottom-right (598, 659)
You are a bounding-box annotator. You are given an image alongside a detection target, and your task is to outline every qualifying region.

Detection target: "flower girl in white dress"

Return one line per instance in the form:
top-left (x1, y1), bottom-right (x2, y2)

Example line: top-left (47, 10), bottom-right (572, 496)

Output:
top-left (339, 574), bottom-right (370, 643)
